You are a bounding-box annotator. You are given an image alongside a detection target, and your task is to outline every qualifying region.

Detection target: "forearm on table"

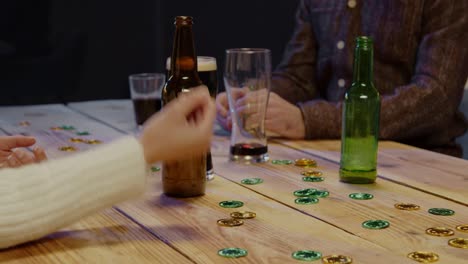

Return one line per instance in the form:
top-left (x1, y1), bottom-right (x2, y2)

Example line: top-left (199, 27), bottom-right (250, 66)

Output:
top-left (0, 136), bottom-right (147, 249)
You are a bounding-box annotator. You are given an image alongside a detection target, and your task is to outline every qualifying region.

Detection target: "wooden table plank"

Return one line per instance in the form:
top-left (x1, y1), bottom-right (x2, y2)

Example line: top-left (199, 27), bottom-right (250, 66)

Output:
top-left (68, 100), bottom-right (137, 134)
top-left (117, 174), bottom-right (413, 264)
top-left (211, 138), bottom-right (468, 263)
top-left (275, 140), bottom-right (468, 204)
top-left (0, 209), bottom-right (192, 264)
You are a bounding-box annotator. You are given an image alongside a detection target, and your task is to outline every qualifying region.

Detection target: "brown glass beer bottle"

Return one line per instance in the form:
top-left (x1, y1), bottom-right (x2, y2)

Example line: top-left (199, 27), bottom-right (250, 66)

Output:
top-left (161, 16), bottom-right (206, 197)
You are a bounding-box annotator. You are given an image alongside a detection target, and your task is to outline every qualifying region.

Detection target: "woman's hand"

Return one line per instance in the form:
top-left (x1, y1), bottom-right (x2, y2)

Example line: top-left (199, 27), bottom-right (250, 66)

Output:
top-left (139, 86), bottom-right (216, 163)
top-left (0, 136), bottom-right (47, 168)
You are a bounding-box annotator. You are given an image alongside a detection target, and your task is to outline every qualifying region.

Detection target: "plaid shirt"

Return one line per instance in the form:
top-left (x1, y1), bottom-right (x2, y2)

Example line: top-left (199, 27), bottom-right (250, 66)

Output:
top-left (272, 0), bottom-right (468, 157)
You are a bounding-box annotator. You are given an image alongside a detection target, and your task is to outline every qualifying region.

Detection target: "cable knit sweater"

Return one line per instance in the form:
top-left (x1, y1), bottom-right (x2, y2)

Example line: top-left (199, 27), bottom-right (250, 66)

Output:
top-left (271, 0), bottom-right (468, 157)
top-left (0, 136), bottom-right (147, 249)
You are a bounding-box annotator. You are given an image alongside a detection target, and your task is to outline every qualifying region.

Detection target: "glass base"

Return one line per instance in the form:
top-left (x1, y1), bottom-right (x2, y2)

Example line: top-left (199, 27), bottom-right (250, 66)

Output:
top-left (339, 168), bottom-right (376, 184)
top-left (230, 153), bottom-right (269, 163)
top-left (206, 169), bottom-right (215, 181)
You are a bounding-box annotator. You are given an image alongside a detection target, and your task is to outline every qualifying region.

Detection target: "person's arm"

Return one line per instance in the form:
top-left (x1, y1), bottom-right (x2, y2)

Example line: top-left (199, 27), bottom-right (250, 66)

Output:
top-left (0, 136), bottom-right (147, 249)
top-left (271, 0), bottom-right (319, 104)
top-left (299, 0), bottom-right (468, 140)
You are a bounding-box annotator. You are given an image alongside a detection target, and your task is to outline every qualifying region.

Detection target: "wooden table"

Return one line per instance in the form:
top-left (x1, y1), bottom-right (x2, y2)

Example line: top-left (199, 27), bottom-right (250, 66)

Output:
top-left (0, 100), bottom-right (466, 264)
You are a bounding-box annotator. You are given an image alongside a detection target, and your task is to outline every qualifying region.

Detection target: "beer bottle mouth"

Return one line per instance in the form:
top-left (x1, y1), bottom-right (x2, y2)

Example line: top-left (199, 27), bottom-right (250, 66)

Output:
top-left (355, 36), bottom-right (373, 49)
top-left (175, 16), bottom-right (193, 25)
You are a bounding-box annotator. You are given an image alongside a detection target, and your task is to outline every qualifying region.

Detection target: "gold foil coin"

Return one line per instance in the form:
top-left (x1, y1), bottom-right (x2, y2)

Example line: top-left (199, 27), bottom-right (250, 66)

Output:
top-left (59, 146), bottom-right (77, 152)
top-left (85, 139), bottom-right (102, 144)
top-left (301, 170), bottom-right (323, 177)
top-left (425, 227), bottom-right (454, 237)
top-left (455, 224), bottom-right (468, 233)
top-left (394, 203), bottom-right (420, 211)
top-left (50, 126), bottom-right (63, 131)
top-left (217, 218), bottom-right (244, 227)
top-left (230, 211), bottom-right (256, 219)
top-left (407, 251), bottom-right (439, 262)
top-left (322, 255), bottom-right (352, 264)
top-left (294, 158), bottom-right (317, 167)
top-left (19, 121), bottom-right (31, 126)
top-left (69, 138), bottom-right (84, 143)
top-left (448, 238), bottom-right (468, 249)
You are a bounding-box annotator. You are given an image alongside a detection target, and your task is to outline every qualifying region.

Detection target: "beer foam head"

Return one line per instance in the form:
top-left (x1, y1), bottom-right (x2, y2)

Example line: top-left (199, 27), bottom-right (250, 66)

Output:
top-left (166, 56), bottom-right (217, 71)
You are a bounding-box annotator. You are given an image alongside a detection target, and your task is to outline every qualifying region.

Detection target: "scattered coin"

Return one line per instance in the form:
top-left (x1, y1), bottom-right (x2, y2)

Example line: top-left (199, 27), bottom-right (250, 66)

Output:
top-left (394, 203), bottom-right (421, 211)
top-left (272, 159), bottom-right (293, 165)
top-left (310, 190), bottom-right (329, 198)
top-left (302, 176), bottom-right (324, 182)
top-left (349, 193), bottom-right (374, 200)
top-left (322, 255), bottom-right (353, 264)
top-left (241, 178), bottom-right (264, 185)
top-left (294, 158), bottom-right (317, 167)
top-left (428, 208), bottom-right (455, 216)
top-left (85, 139), bottom-right (102, 144)
top-left (362, 220), bottom-right (390, 230)
top-left (291, 250), bottom-right (322, 261)
top-left (293, 188), bottom-right (317, 197)
top-left (448, 238), bottom-right (468, 249)
top-left (295, 197), bottom-right (319, 205)
top-left (218, 248), bottom-right (248, 258)
top-left (50, 126), bottom-right (63, 131)
top-left (219, 200), bottom-right (244, 208)
top-left (60, 125), bottom-right (75, 130)
top-left (18, 121), bottom-right (30, 126)
top-left (230, 211), bottom-right (256, 219)
top-left (69, 138), bottom-right (84, 143)
top-left (301, 170), bottom-right (323, 177)
top-left (58, 146), bottom-right (77, 152)
top-left (151, 166), bottom-right (160, 172)
top-left (455, 224), bottom-right (468, 233)
top-left (217, 218), bottom-right (244, 227)
top-left (76, 131), bottom-right (91, 136)
top-left (407, 251), bottom-right (439, 263)
top-left (425, 227), bottom-right (454, 237)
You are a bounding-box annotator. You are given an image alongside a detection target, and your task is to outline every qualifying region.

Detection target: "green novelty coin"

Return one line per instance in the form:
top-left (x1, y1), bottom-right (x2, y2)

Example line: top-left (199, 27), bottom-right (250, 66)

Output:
top-left (293, 188), bottom-right (317, 197)
top-left (151, 166), bottom-right (160, 172)
top-left (302, 176), bottom-right (324, 182)
top-left (219, 200), bottom-right (244, 208)
top-left (349, 193), bottom-right (374, 200)
top-left (428, 208), bottom-right (455, 216)
top-left (60, 125), bottom-right (75, 130)
top-left (309, 190), bottom-right (329, 198)
top-left (272, 159), bottom-right (293, 165)
top-left (218, 248), bottom-right (248, 258)
top-left (295, 197), bottom-right (319, 205)
top-left (362, 220), bottom-right (390, 229)
top-left (76, 131), bottom-right (90, 136)
top-left (241, 178), bottom-right (264, 185)
top-left (292, 250), bottom-right (322, 261)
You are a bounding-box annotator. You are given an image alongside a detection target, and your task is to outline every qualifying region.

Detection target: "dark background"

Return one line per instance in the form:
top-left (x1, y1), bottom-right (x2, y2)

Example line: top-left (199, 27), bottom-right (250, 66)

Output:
top-left (0, 0), bottom-right (298, 105)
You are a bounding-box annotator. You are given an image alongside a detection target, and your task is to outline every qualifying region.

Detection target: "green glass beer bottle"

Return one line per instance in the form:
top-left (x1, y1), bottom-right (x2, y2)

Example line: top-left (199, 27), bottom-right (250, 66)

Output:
top-left (339, 36), bottom-right (380, 184)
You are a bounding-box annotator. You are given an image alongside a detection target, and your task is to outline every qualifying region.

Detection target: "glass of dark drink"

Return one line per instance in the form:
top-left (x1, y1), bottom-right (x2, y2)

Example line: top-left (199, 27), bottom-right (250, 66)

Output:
top-left (129, 73), bottom-right (165, 127)
top-left (166, 56), bottom-right (218, 180)
top-left (224, 48), bottom-right (271, 163)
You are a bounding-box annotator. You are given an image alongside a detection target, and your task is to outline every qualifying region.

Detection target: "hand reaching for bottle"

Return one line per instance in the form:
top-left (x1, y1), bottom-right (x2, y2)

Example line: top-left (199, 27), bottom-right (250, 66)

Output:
top-left (139, 86), bottom-right (216, 163)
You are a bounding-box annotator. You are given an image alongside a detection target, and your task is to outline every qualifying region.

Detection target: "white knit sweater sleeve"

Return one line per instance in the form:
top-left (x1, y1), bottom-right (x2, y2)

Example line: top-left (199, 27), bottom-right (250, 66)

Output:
top-left (0, 136), bottom-right (147, 249)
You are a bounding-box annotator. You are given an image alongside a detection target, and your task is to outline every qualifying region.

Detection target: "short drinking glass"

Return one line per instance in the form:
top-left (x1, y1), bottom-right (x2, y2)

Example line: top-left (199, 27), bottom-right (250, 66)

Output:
top-left (224, 48), bottom-right (271, 163)
top-left (129, 73), bottom-right (165, 126)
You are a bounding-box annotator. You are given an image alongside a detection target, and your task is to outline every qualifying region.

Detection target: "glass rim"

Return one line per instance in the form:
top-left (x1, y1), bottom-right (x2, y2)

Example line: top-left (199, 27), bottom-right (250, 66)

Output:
top-left (226, 48), bottom-right (271, 54)
top-left (129, 73), bottom-right (165, 80)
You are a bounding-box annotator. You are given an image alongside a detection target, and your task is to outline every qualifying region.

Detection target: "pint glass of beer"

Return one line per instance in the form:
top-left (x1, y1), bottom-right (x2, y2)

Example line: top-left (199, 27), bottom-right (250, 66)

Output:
top-left (166, 56), bottom-right (218, 180)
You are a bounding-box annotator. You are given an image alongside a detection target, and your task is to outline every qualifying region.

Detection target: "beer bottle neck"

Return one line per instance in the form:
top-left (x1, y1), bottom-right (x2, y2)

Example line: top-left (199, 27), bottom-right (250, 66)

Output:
top-left (170, 22), bottom-right (199, 77)
top-left (352, 40), bottom-right (374, 84)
